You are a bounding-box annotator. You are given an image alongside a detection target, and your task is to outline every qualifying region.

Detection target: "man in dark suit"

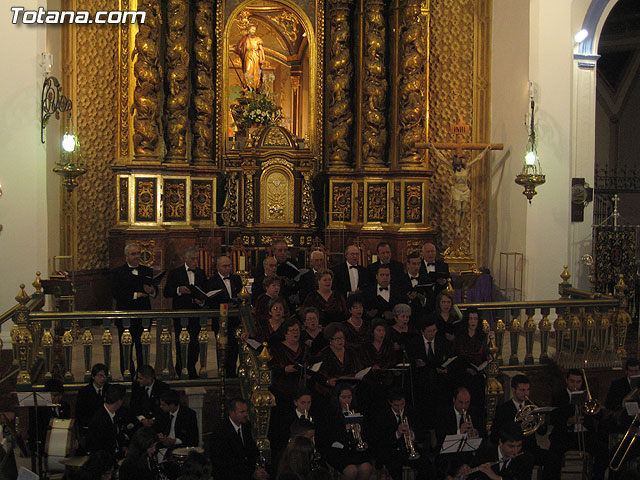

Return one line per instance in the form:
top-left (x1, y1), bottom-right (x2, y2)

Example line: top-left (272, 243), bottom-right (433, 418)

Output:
top-left (401, 252), bottom-right (430, 323)
top-left (419, 242), bottom-right (450, 311)
top-left (362, 265), bottom-right (403, 322)
top-left (407, 319), bottom-right (453, 428)
top-left (207, 255), bottom-right (244, 377)
top-left (298, 250), bottom-right (325, 304)
top-left (86, 384), bottom-right (127, 459)
top-left (331, 244), bottom-right (370, 300)
top-left (28, 378), bottom-right (71, 471)
top-left (209, 397), bottom-right (268, 480)
top-left (274, 239), bottom-right (301, 305)
top-left (163, 246), bottom-right (207, 379)
top-left (75, 363), bottom-right (109, 432)
top-left (468, 425), bottom-right (534, 480)
top-left (435, 387), bottom-right (485, 454)
top-left (129, 364), bottom-right (169, 428)
top-left (366, 242), bottom-right (405, 286)
top-left (605, 358), bottom-right (640, 427)
top-left (370, 389), bottom-right (433, 480)
top-left (549, 369), bottom-right (607, 480)
top-left (111, 242), bottom-right (157, 375)
top-left (252, 256), bottom-right (278, 305)
top-left (156, 389), bottom-right (199, 450)
top-left (490, 374), bottom-right (560, 480)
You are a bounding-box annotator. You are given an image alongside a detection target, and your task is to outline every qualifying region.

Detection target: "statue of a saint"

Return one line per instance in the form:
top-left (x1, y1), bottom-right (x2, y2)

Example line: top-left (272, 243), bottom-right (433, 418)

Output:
top-left (234, 23), bottom-right (265, 91)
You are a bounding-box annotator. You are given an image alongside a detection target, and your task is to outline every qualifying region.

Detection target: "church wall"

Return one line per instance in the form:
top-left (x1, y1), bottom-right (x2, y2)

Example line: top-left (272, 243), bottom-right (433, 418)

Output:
top-left (0, 0), bottom-right (55, 344)
top-left (489, 0), bottom-right (530, 299)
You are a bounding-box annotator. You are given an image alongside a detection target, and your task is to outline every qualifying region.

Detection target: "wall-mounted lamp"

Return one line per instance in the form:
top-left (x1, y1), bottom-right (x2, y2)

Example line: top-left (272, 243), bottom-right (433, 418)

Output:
top-left (53, 131), bottom-right (86, 192)
top-left (574, 29), bottom-right (589, 43)
top-left (515, 85), bottom-right (545, 203)
top-left (41, 53), bottom-right (72, 143)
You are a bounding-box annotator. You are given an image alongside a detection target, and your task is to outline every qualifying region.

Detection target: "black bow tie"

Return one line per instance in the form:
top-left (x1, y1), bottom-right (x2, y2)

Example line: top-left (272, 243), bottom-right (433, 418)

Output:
top-left (410, 276), bottom-right (418, 280)
top-left (188, 268), bottom-right (196, 273)
top-left (427, 263), bottom-right (436, 267)
top-left (379, 286), bottom-right (389, 291)
top-left (222, 276), bottom-right (230, 281)
top-left (129, 266), bottom-right (138, 271)
top-left (349, 265), bottom-right (358, 269)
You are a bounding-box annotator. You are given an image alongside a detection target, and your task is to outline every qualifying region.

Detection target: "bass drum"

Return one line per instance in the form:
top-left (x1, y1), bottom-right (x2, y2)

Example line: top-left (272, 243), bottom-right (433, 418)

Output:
top-left (45, 418), bottom-right (76, 472)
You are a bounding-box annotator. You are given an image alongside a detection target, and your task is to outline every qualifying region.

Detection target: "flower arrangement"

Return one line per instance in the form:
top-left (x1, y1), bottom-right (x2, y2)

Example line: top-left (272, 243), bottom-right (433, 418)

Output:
top-left (241, 88), bottom-right (283, 128)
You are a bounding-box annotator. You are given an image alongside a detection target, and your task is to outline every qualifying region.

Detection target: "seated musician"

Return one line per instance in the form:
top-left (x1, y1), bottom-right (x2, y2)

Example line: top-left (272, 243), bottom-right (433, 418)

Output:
top-left (549, 369), bottom-right (608, 480)
top-left (118, 427), bottom-right (161, 480)
top-left (86, 384), bottom-right (128, 459)
top-left (130, 364), bottom-right (169, 429)
top-left (28, 378), bottom-right (70, 469)
top-left (299, 307), bottom-right (327, 358)
top-left (389, 304), bottom-right (419, 364)
top-left (465, 424), bottom-right (534, 480)
top-left (252, 256), bottom-right (278, 305)
top-left (369, 389), bottom-right (434, 480)
top-left (209, 397), bottom-right (268, 480)
top-left (76, 363), bottom-right (110, 448)
top-left (270, 390), bottom-right (315, 465)
top-left (490, 374), bottom-right (560, 480)
top-left (302, 269), bottom-right (348, 327)
top-left (315, 323), bottom-right (361, 399)
top-left (315, 383), bottom-right (373, 480)
top-left (362, 265), bottom-right (403, 322)
top-left (156, 389), bottom-right (199, 450)
top-left (79, 449), bottom-right (117, 480)
top-left (435, 387), bottom-right (485, 464)
top-left (277, 435), bottom-right (328, 480)
top-left (435, 291), bottom-right (460, 343)
top-left (343, 294), bottom-right (369, 347)
top-left (605, 358), bottom-right (640, 431)
top-left (359, 319), bottom-right (396, 414)
top-left (453, 308), bottom-right (488, 409)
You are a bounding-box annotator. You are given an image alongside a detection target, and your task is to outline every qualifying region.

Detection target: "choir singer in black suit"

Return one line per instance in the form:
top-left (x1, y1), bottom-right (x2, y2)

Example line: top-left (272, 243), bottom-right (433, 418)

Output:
top-left (419, 242), bottom-right (450, 311)
top-left (163, 246), bottom-right (207, 379)
top-left (209, 397), bottom-right (268, 480)
top-left (274, 239), bottom-right (301, 305)
top-left (129, 364), bottom-right (169, 428)
top-left (366, 242), bottom-right (405, 285)
top-left (111, 242), bottom-right (157, 375)
top-left (207, 255), bottom-right (244, 377)
top-left (331, 244), bottom-right (369, 300)
top-left (362, 265), bottom-right (403, 322)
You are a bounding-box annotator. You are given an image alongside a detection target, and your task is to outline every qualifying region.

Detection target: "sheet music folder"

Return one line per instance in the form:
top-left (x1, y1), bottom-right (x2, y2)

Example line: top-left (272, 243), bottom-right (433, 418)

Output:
top-left (439, 434), bottom-right (482, 454)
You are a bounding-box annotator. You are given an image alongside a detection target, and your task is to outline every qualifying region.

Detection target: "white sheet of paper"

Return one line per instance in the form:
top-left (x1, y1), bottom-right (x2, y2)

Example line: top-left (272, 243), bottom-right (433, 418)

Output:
top-left (245, 338), bottom-right (262, 350)
top-left (355, 367), bottom-right (372, 380)
top-left (331, 441), bottom-right (344, 449)
top-left (625, 401), bottom-right (639, 416)
top-left (441, 356), bottom-right (458, 368)
top-left (310, 361), bottom-right (323, 373)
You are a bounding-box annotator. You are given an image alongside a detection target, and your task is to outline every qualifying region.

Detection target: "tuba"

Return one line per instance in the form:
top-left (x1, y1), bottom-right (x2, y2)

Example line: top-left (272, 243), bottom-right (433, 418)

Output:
top-left (401, 416), bottom-right (420, 460)
top-left (514, 397), bottom-right (544, 436)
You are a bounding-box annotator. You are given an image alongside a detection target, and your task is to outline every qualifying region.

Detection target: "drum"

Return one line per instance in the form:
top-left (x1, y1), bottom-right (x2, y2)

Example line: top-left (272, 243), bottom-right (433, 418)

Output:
top-left (45, 418), bottom-right (76, 472)
top-left (170, 446), bottom-right (204, 465)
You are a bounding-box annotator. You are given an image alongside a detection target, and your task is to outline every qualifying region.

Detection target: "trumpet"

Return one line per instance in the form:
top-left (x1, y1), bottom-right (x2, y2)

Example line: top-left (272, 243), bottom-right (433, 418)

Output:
top-left (344, 403), bottom-right (368, 452)
top-left (514, 397), bottom-right (545, 436)
top-left (400, 416), bottom-right (420, 460)
top-left (609, 412), bottom-right (640, 472)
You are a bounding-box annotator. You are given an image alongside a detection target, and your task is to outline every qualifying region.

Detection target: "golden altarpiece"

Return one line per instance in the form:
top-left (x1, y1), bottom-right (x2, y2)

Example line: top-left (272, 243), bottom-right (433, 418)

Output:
top-left (57, 0), bottom-right (492, 299)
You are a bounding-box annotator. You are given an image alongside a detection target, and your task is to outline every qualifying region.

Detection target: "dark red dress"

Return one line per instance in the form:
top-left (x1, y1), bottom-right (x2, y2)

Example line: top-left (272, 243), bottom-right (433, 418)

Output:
top-left (303, 291), bottom-right (348, 327)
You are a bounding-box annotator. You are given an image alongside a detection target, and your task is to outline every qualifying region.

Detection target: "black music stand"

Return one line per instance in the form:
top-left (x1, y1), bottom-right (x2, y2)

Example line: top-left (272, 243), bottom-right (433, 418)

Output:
top-left (17, 392), bottom-right (54, 480)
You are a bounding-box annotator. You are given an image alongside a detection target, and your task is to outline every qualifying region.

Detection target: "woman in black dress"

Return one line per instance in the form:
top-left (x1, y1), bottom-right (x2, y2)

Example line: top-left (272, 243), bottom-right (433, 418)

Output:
top-left (343, 294), bottom-right (369, 349)
top-left (251, 296), bottom-right (288, 347)
top-left (315, 323), bottom-right (361, 398)
top-left (302, 269), bottom-right (347, 327)
top-left (269, 318), bottom-right (305, 405)
top-left (359, 319), bottom-right (396, 414)
top-left (118, 427), bottom-right (160, 480)
top-left (299, 306), bottom-right (327, 358)
top-left (434, 290), bottom-right (459, 343)
top-left (315, 383), bottom-right (373, 480)
top-left (388, 303), bottom-right (418, 364)
top-left (453, 307), bottom-right (488, 409)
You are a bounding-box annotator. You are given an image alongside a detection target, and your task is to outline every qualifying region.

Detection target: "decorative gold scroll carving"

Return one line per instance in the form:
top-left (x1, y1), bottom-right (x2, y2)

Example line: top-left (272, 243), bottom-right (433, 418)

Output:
top-left (192, 0), bottom-right (215, 162)
top-left (164, 0), bottom-right (189, 161)
top-left (222, 172), bottom-right (239, 226)
top-left (367, 183), bottom-right (388, 222)
top-left (326, 0), bottom-right (354, 169)
top-left (362, 0), bottom-right (387, 167)
top-left (266, 11), bottom-right (299, 43)
top-left (393, 182), bottom-right (401, 222)
top-left (119, 0), bottom-right (130, 158)
top-left (261, 167), bottom-right (294, 224)
top-left (399, 0), bottom-right (427, 166)
top-left (245, 171), bottom-right (255, 225)
top-left (192, 180), bottom-right (214, 220)
top-left (405, 182), bottom-right (423, 222)
top-left (163, 179), bottom-right (186, 221)
top-left (301, 172), bottom-right (317, 228)
top-left (119, 177), bottom-right (129, 222)
top-left (132, 0), bottom-right (162, 158)
top-left (332, 183), bottom-right (352, 222)
top-left (135, 178), bottom-right (157, 221)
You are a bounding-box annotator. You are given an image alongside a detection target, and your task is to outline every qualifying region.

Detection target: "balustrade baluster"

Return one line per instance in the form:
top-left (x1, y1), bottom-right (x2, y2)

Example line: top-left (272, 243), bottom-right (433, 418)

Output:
top-left (178, 318), bottom-right (190, 380)
top-left (583, 308), bottom-right (596, 360)
top-left (218, 304), bottom-right (229, 418)
top-left (141, 319), bottom-right (152, 366)
top-left (41, 320), bottom-right (54, 380)
top-left (159, 318), bottom-right (172, 380)
top-left (82, 321), bottom-right (94, 382)
top-left (13, 284), bottom-right (32, 387)
top-left (554, 307), bottom-right (567, 360)
top-left (538, 307), bottom-right (551, 363)
top-left (102, 320), bottom-right (113, 375)
top-left (508, 309), bottom-right (521, 365)
top-left (523, 308), bottom-right (537, 365)
top-left (198, 317), bottom-right (209, 378)
top-left (62, 320), bottom-right (74, 383)
top-left (121, 319), bottom-right (133, 381)
top-left (494, 316), bottom-right (506, 366)
top-left (614, 275), bottom-right (631, 359)
top-left (569, 307), bottom-right (581, 361)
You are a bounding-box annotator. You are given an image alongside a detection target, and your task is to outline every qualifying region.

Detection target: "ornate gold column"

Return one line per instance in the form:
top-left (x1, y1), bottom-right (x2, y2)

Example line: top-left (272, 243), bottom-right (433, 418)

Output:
top-left (361, 0), bottom-right (387, 167)
top-left (13, 285), bottom-right (33, 388)
top-left (164, 0), bottom-right (189, 162)
top-left (326, 0), bottom-right (354, 169)
top-left (222, 172), bottom-right (239, 226)
top-left (132, 0), bottom-right (162, 159)
top-left (192, 0), bottom-right (214, 163)
top-left (398, 0), bottom-right (427, 166)
top-left (301, 172), bottom-right (317, 228)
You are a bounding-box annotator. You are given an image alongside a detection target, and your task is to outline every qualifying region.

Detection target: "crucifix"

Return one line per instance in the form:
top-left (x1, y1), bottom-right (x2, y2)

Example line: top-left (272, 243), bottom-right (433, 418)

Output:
top-left (416, 117), bottom-right (504, 229)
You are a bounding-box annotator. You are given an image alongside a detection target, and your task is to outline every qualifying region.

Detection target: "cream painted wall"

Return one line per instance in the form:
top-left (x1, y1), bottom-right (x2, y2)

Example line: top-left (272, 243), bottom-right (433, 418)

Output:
top-left (0, 1), bottom-right (60, 346)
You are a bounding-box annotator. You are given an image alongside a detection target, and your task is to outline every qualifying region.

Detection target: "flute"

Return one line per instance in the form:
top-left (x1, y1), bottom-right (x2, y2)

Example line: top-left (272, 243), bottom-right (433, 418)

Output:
top-left (457, 453), bottom-right (523, 479)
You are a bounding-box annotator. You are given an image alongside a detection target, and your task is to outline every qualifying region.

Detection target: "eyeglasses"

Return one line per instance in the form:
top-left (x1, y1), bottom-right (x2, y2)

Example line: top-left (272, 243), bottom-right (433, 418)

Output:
top-left (331, 336), bottom-right (345, 341)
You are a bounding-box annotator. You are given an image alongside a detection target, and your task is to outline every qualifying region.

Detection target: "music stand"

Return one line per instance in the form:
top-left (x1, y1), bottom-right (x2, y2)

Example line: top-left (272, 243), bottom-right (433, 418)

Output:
top-left (439, 434), bottom-right (481, 455)
top-left (17, 392), bottom-right (54, 480)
